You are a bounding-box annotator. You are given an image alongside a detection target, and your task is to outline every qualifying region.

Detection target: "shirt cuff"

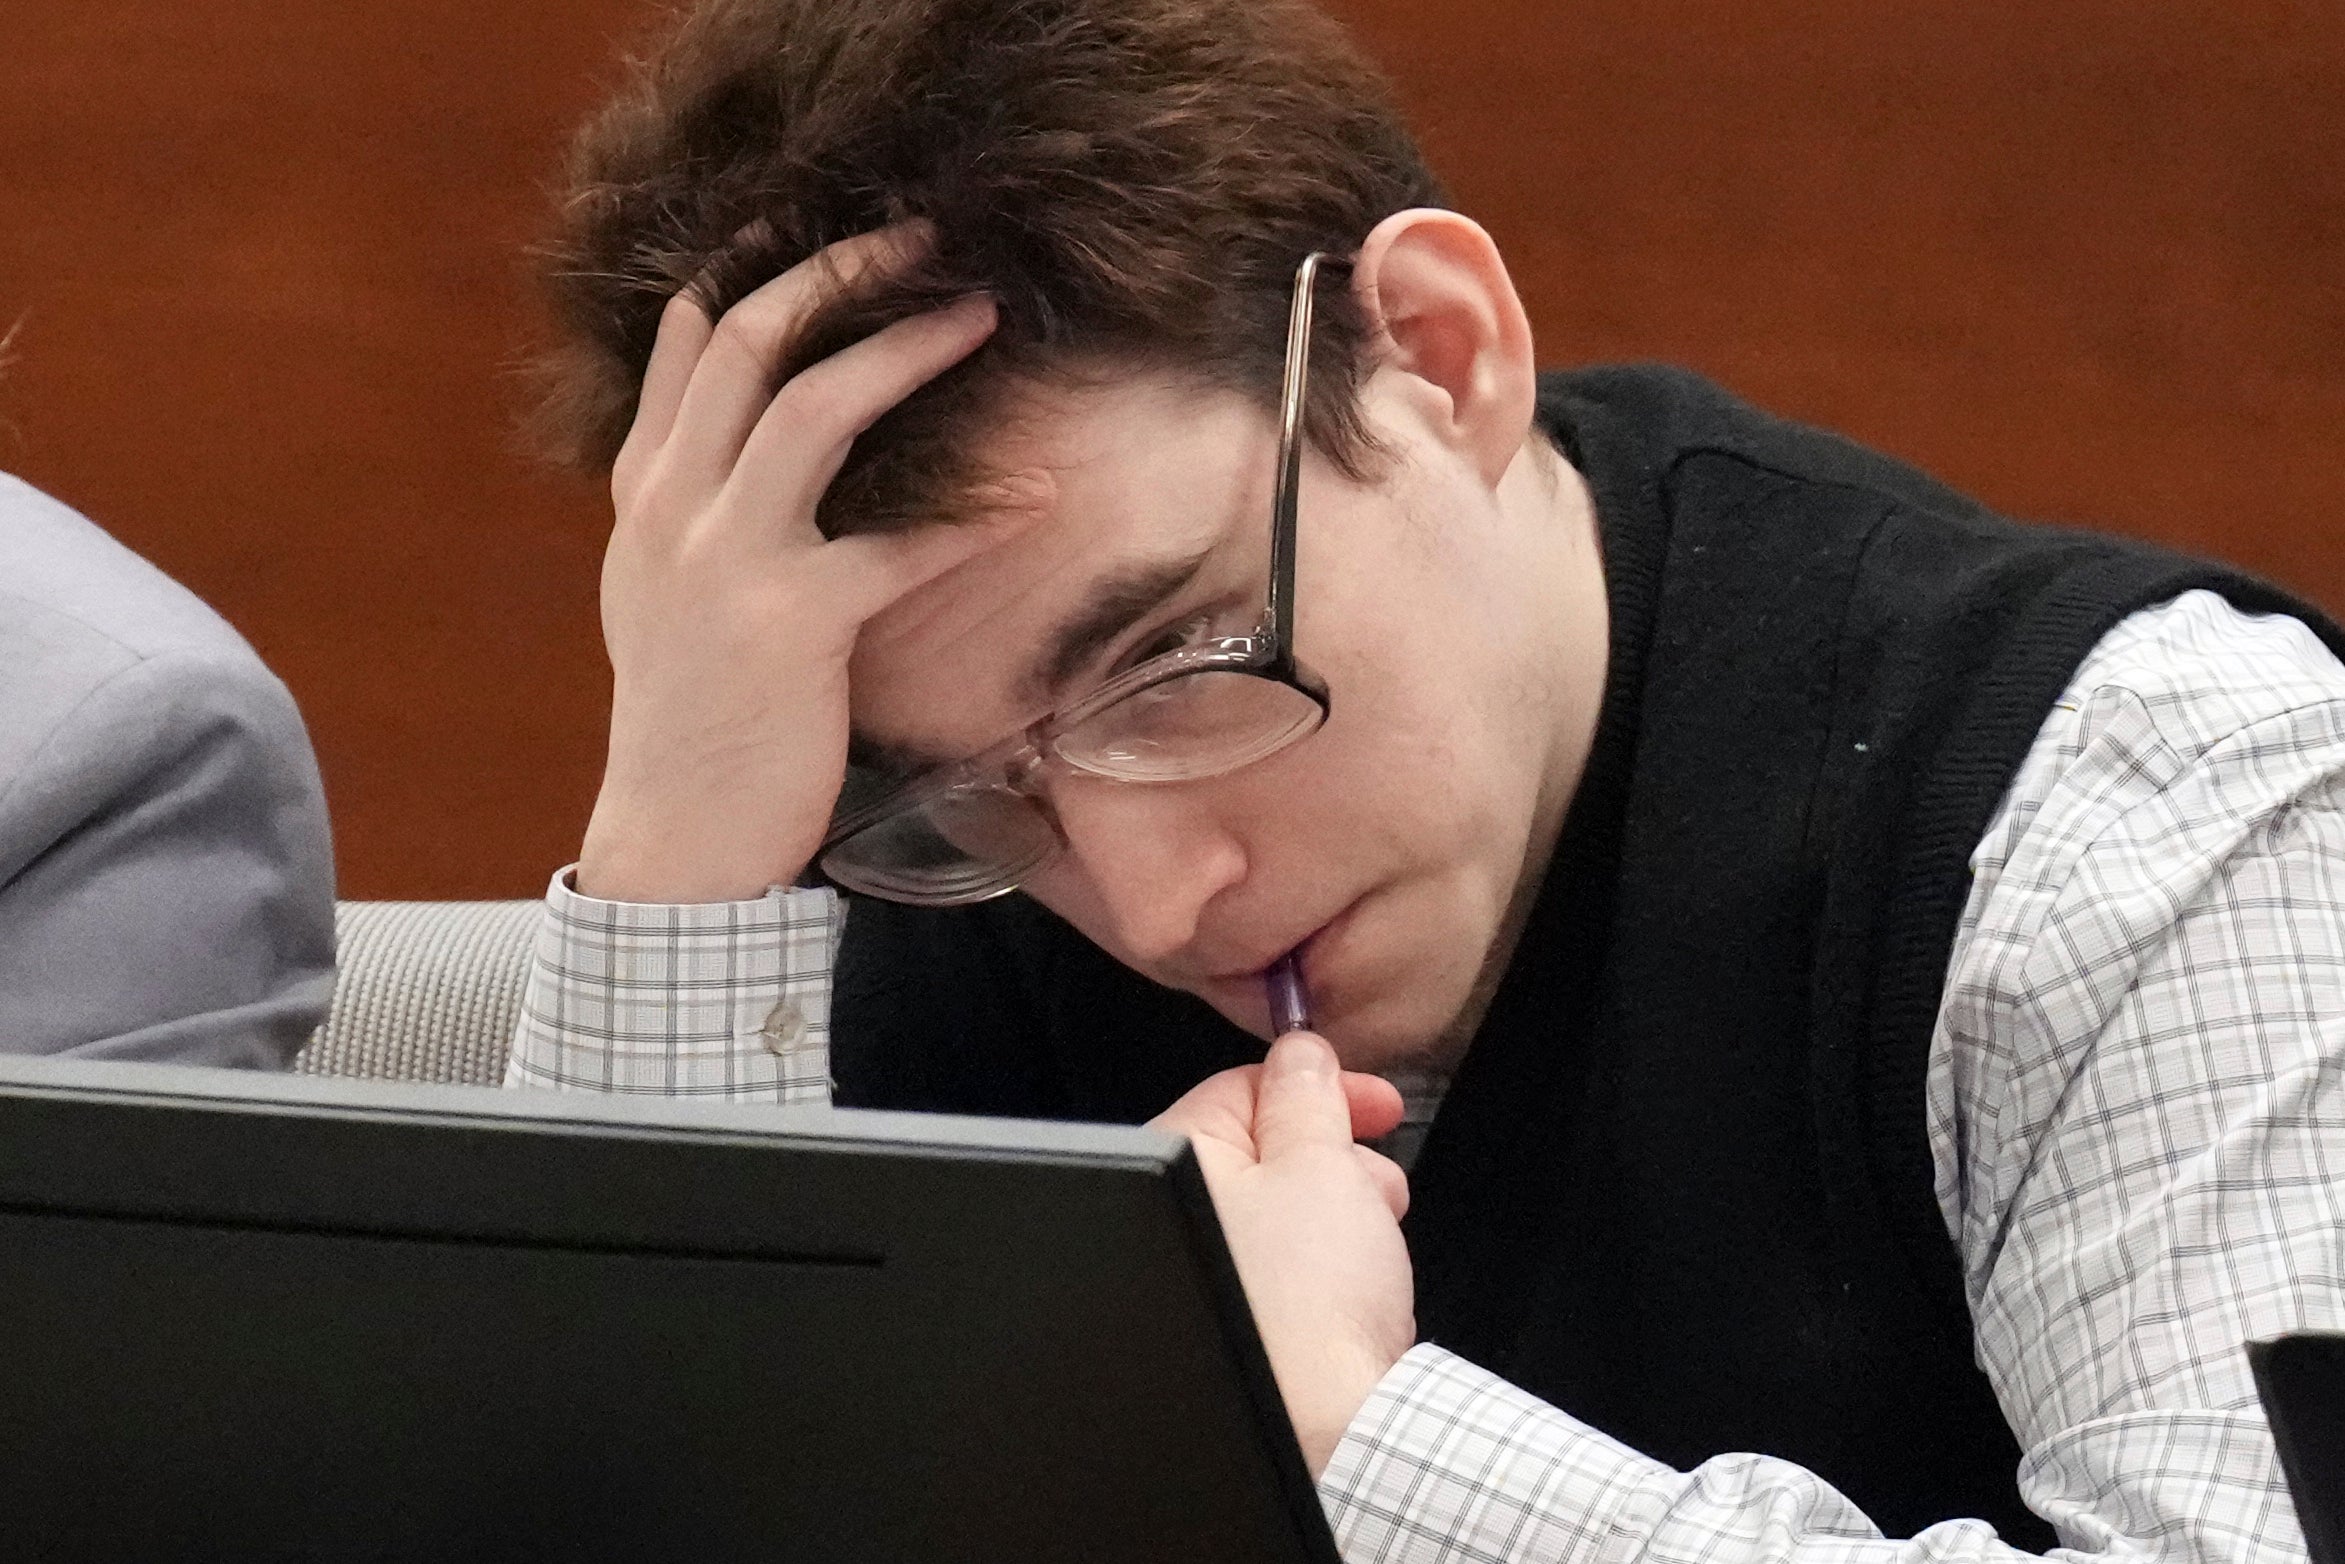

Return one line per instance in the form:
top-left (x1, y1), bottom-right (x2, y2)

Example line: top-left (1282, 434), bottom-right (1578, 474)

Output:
top-left (503, 865), bottom-right (842, 1103)
top-left (1319, 1343), bottom-right (1670, 1564)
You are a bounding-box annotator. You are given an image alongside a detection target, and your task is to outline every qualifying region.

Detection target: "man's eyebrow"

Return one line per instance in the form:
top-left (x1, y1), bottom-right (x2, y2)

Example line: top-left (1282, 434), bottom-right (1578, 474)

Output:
top-left (844, 545), bottom-right (1220, 785)
top-left (1020, 547), bottom-right (1217, 707)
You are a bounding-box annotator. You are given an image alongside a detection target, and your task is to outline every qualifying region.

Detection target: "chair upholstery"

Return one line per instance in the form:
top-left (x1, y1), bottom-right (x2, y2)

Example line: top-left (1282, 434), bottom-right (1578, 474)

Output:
top-left (294, 900), bottom-right (541, 1085)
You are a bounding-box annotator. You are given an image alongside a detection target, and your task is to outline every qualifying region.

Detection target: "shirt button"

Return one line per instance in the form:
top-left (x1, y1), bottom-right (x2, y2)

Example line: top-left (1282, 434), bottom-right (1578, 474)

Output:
top-left (760, 1000), bottom-right (809, 1054)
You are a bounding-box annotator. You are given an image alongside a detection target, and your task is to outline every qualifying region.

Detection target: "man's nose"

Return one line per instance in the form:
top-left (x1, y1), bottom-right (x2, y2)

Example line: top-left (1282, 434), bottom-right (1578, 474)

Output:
top-left (1042, 775), bottom-right (1246, 968)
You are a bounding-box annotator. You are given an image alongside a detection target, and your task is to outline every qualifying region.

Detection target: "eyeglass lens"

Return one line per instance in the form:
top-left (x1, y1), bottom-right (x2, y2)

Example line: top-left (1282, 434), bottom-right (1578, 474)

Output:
top-left (823, 667), bottom-right (1324, 902)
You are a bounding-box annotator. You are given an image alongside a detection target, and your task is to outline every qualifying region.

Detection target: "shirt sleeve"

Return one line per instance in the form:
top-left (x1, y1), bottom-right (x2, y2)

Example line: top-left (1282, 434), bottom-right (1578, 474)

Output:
top-left (1318, 592), bottom-right (2345, 1564)
top-left (503, 868), bottom-right (843, 1104)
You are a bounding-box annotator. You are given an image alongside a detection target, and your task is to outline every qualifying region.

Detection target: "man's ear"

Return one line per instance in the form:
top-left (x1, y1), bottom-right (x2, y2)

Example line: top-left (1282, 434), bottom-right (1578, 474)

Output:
top-left (1351, 210), bottom-right (1538, 487)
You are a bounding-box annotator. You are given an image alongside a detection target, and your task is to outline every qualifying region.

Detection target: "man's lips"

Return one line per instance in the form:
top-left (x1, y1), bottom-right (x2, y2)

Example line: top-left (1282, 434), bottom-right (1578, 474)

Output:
top-left (1196, 930), bottom-right (1323, 988)
top-left (1191, 897), bottom-right (1358, 989)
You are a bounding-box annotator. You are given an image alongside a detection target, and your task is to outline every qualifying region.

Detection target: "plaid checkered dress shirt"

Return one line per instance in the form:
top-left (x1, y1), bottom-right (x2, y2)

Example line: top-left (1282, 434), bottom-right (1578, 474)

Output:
top-left (509, 590), bottom-right (2345, 1564)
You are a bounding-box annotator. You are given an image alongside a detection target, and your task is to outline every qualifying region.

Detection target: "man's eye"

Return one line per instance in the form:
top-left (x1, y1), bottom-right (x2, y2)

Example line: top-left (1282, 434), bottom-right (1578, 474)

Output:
top-left (1117, 612), bottom-right (1217, 673)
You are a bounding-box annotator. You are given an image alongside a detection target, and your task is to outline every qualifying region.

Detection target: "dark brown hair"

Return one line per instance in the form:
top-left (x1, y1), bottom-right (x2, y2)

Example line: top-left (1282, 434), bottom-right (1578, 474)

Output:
top-left (536, 0), bottom-right (1445, 535)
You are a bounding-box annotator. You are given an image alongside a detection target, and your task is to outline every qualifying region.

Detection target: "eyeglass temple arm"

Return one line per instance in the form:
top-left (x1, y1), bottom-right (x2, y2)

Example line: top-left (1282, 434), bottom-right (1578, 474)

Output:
top-left (1266, 251), bottom-right (1347, 677)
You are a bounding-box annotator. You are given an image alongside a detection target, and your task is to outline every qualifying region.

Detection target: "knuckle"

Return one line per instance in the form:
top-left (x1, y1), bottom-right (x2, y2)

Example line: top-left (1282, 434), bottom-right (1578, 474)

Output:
top-left (766, 376), bottom-right (856, 445)
top-left (610, 443), bottom-right (650, 503)
top-left (708, 307), bottom-right (771, 361)
top-left (611, 452), bottom-right (687, 528)
top-left (715, 286), bottom-right (810, 358)
top-left (708, 291), bottom-right (796, 359)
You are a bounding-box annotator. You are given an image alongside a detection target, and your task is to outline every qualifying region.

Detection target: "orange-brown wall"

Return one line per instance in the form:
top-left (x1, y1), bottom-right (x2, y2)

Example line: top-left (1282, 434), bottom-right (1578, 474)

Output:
top-left (3, 1), bottom-right (2338, 898)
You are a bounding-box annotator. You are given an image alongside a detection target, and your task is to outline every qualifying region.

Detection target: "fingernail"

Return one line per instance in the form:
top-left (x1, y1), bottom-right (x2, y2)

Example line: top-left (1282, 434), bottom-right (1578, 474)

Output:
top-left (1267, 1031), bottom-right (1334, 1079)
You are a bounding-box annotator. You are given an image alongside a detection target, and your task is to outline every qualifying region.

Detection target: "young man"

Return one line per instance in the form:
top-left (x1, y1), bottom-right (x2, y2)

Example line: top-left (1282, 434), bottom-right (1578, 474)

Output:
top-left (507, 0), bottom-right (2345, 1557)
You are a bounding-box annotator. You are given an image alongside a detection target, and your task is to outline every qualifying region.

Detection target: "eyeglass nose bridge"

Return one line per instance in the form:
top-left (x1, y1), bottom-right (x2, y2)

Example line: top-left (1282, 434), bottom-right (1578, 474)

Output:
top-left (980, 732), bottom-right (1074, 859)
top-left (1003, 743), bottom-right (1052, 796)
top-left (984, 718), bottom-right (1081, 819)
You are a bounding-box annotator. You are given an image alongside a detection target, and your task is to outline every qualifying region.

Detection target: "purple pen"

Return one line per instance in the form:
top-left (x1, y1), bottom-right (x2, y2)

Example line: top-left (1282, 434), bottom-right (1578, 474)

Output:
top-left (1266, 951), bottom-right (1313, 1037)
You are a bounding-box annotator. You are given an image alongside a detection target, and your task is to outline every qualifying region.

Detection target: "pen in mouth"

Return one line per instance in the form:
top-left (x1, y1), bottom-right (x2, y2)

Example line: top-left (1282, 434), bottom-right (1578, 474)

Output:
top-left (1266, 951), bottom-right (1313, 1036)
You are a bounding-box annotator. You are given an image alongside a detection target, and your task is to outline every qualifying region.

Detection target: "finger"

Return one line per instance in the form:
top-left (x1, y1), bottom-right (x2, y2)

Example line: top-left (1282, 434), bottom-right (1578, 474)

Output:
top-left (825, 507), bottom-right (1044, 624)
top-left (1354, 1144), bottom-right (1410, 1220)
top-left (613, 223), bottom-right (770, 499)
top-left (1340, 1072), bottom-right (1405, 1143)
top-left (724, 293), bottom-right (997, 539)
top-left (1147, 1065), bottom-right (1264, 1160)
top-left (618, 289), bottom-right (719, 473)
top-left (666, 221), bottom-right (938, 479)
top-left (1250, 1032), bottom-right (1354, 1163)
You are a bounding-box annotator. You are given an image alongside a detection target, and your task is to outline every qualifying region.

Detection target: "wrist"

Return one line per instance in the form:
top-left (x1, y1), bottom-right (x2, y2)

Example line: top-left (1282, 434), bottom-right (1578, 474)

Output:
top-left (1289, 1332), bottom-right (1408, 1479)
top-left (577, 789), bottom-right (820, 905)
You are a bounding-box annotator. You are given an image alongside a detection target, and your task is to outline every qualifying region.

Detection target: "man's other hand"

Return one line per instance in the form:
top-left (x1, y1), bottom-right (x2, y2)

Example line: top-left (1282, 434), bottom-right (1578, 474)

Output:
top-left (1150, 1034), bottom-right (1415, 1478)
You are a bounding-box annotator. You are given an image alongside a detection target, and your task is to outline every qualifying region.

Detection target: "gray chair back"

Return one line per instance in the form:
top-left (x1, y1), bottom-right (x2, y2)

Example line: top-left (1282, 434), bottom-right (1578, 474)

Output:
top-left (294, 900), bottom-right (540, 1085)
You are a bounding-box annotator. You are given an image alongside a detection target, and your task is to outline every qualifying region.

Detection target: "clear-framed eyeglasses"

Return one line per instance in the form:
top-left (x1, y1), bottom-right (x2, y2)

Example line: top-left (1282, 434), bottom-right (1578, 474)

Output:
top-left (813, 251), bottom-right (1348, 906)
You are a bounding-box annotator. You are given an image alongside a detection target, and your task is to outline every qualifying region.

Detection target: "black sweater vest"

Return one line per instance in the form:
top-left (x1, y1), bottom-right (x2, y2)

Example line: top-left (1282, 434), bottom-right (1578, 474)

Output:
top-left (832, 365), bottom-right (2343, 1543)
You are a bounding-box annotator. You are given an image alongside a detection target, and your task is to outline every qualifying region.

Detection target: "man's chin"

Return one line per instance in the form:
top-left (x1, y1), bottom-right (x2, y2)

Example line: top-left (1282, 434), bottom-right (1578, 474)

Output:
top-left (1323, 992), bottom-right (1477, 1076)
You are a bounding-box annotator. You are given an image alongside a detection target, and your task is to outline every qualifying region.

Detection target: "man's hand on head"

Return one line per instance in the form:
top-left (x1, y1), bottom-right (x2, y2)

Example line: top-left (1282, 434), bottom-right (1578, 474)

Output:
top-left (577, 222), bottom-right (1032, 905)
top-left (1149, 1034), bottom-right (1415, 1478)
